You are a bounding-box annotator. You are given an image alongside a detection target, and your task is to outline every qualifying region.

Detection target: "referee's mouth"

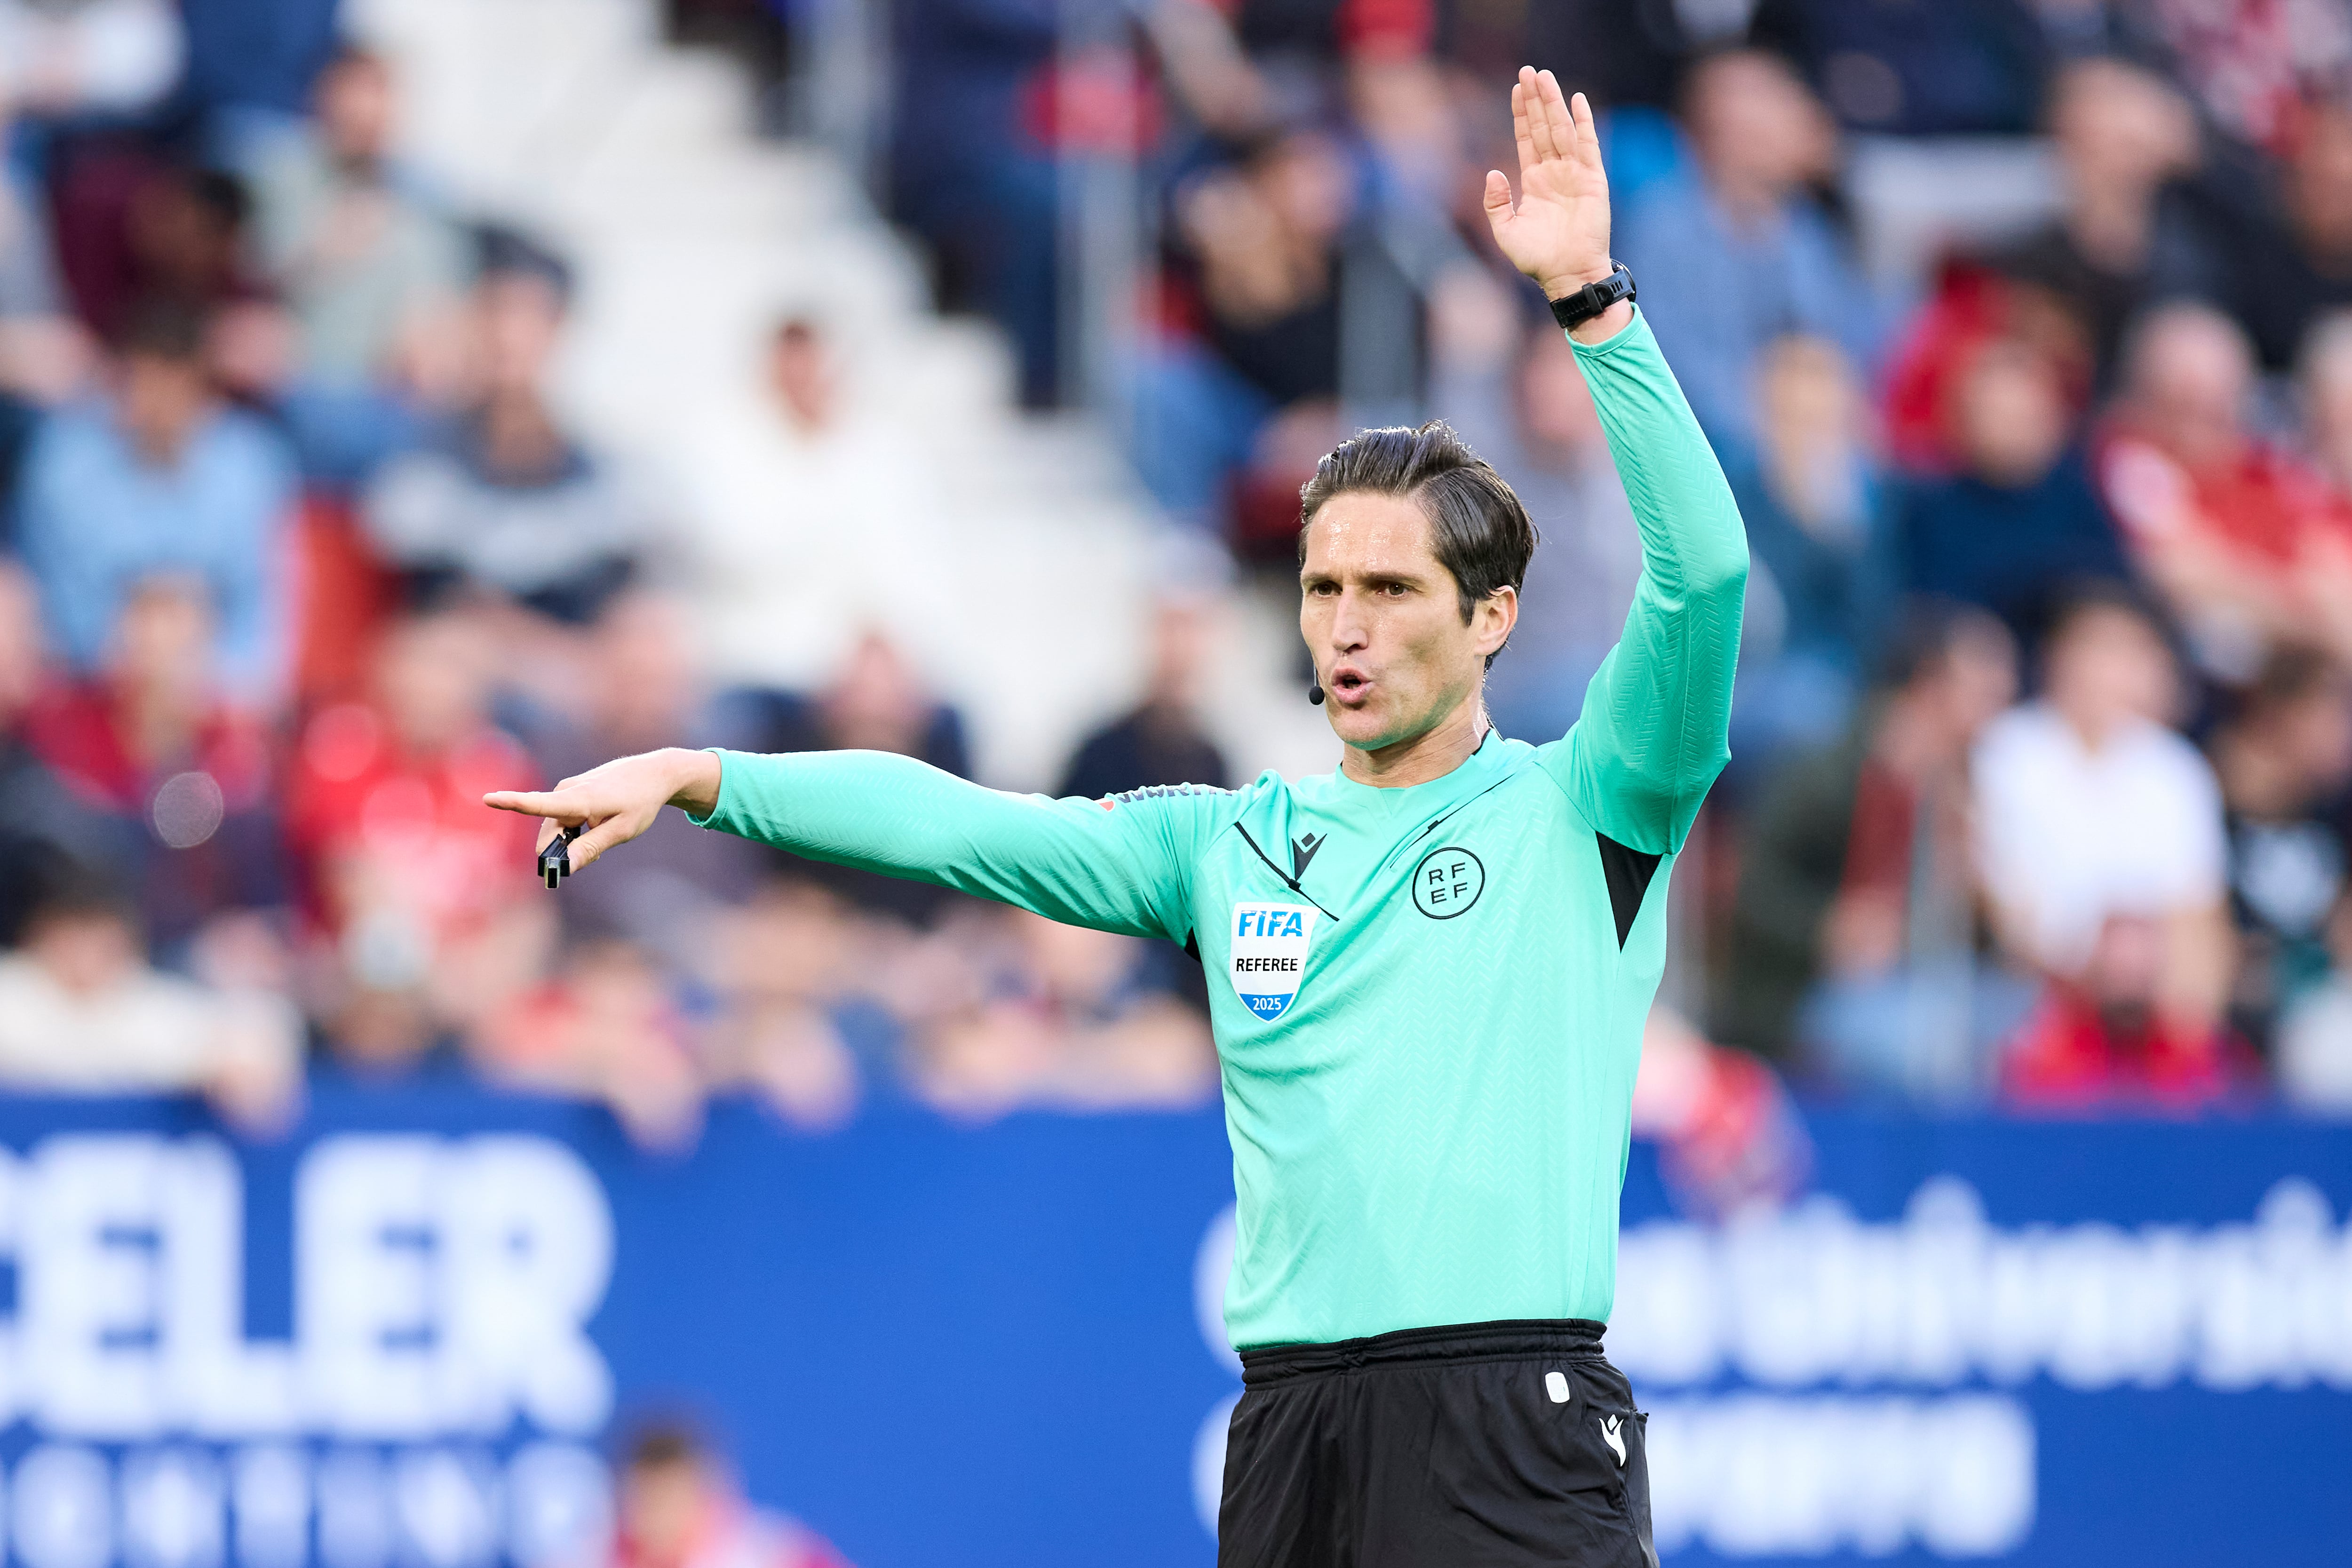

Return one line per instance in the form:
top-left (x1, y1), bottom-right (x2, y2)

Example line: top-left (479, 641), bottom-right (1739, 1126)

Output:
top-left (1327, 664), bottom-right (1374, 705)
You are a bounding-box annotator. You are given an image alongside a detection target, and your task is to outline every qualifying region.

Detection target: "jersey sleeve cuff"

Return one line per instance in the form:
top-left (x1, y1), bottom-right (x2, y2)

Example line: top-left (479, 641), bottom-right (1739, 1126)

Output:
top-left (683, 748), bottom-right (729, 828)
top-left (1565, 303), bottom-right (1646, 359)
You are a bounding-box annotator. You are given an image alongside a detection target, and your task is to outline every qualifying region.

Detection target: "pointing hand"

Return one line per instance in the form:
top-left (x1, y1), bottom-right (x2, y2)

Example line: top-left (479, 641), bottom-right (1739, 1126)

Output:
top-left (483, 748), bottom-right (721, 877)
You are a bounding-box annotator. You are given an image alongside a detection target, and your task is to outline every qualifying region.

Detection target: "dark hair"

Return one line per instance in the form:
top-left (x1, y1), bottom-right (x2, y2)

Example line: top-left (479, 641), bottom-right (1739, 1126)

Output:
top-left (2039, 577), bottom-right (2166, 650)
top-left (321, 42), bottom-right (389, 79)
top-left (2235, 643), bottom-right (2349, 721)
top-left (115, 298), bottom-right (210, 363)
top-left (1296, 421), bottom-right (1537, 667)
top-left (175, 168), bottom-right (252, 232)
top-left (622, 1420), bottom-right (706, 1473)
top-left (473, 224), bottom-right (576, 306)
top-left (1872, 597), bottom-right (2013, 692)
top-left (22, 865), bottom-right (138, 936)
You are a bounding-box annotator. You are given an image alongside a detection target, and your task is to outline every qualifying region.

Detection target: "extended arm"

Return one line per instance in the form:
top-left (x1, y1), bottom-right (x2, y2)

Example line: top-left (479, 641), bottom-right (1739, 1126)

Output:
top-left (1547, 313), bottom-right (1748, 853)
top-left (486, 747), bottom-right (1210, 942)
top-left (697, 749), bottom-right (1204, 939)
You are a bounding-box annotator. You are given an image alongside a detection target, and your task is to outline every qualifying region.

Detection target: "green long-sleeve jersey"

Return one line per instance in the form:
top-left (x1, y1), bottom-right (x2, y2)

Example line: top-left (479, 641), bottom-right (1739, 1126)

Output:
top-left (691, 310), bottom-right (1747, 1349)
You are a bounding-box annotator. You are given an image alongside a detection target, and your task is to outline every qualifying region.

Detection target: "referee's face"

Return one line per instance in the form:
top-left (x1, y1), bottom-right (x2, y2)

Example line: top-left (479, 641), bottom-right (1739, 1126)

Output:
top-left (1299, 492), bottom-right (1515, 753)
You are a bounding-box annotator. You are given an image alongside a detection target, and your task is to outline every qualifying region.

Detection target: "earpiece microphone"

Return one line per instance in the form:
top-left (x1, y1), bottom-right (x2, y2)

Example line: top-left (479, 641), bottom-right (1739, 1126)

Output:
top-left (1309, 679), bottom-right (1325, 705)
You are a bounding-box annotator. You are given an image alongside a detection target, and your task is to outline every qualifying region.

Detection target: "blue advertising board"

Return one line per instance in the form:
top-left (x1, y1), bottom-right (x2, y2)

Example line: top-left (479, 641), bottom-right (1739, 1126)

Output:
top-left (0, 1089), bottom-right (2343, 1568)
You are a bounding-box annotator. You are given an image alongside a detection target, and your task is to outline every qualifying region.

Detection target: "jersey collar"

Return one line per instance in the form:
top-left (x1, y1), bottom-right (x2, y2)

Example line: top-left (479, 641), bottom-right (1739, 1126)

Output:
top-left (1330, 725), bottom-right (1516, 808)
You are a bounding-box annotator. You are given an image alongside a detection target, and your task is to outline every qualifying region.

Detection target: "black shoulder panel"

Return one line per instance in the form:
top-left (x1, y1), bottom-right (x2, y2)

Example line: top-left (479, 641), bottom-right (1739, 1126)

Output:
top-left (1183, 930), bottom-right (1200, 963)
top-left (1596, 832), bottom-right (1662, 949)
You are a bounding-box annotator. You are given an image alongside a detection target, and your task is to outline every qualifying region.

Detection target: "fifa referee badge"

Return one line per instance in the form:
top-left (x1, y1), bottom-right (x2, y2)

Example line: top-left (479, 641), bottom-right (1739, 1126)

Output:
top-left (1230, 903), bottom-right (1317, 1020)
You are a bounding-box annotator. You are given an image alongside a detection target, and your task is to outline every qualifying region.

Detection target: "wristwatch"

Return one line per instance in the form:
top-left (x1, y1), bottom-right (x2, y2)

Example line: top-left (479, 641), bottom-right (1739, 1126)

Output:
top-left (1549, 263), bottom-right (1637, 331)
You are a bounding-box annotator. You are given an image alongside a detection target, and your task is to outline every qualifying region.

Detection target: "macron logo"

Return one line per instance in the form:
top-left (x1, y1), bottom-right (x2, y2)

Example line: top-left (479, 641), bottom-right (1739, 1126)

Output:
top-left (1290, 831), bottom-right (1326, 880)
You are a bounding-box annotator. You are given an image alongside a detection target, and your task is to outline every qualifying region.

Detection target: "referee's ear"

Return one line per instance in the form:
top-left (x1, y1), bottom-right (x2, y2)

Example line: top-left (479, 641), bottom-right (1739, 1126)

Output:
top-left (1472, 584), bottom-right (1518, 668)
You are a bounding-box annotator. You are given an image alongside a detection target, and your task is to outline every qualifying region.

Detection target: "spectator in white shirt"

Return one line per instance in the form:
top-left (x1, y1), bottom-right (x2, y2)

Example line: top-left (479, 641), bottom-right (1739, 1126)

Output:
top-left (0, 876), bottom-right (301, 1129)
top-left (250, 45), bottom-right (466, 387)
top-left (671, 315), bottom-right (951, 690)
top-left (1972, 584), bottom-right (2233, 1032)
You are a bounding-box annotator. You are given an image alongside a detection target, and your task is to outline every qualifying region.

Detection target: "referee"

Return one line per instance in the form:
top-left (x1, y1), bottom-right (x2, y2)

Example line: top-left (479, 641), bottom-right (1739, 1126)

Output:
top-left (489, 67), bottom-right (1744, 1568)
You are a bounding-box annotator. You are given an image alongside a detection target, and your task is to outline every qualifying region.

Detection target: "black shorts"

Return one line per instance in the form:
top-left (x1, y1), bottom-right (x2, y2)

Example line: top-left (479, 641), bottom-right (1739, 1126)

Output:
top-left (1217, 1319), bottom-right (1656, 1568)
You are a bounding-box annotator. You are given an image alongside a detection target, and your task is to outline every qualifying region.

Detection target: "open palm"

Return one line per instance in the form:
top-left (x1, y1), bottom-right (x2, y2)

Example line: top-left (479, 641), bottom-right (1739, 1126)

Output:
top-left (1484, 68), bottom-right (1613, 301)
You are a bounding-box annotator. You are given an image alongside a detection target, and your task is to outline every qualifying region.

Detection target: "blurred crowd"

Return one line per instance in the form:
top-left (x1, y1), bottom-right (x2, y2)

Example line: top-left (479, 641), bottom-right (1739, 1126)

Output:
top-left (15, 0), bottom-right (2352, 1138)
top-left (588, 1421), bottom-right (853, 1568)
top-left (888, 0), bottom-right (2352, 1117)
top-left (0, 2), bottom-right (1223, 1143)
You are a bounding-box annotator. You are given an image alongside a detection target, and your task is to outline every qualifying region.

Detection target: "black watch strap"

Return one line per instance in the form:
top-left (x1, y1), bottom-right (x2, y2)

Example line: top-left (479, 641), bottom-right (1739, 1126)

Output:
top-left (1548, 263), bottom-right (1637, 331)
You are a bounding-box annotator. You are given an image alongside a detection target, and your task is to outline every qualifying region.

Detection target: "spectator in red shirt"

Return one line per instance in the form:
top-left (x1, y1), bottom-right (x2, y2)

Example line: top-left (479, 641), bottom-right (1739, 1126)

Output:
top-left (586, 1424), bottom-right (850, 1568)
top-left (476, 933), bottom-right (705, 1150)
top-left (2134, 0), bottom-right (2352, 161)
top-left (2096, 302), bottom-right (2352, 680)
top-left (1880, 58), bottom-right (2208, 473)
top-left (286, 605), bottom-right (545, 1070)
top-left (2001, 912), bottom-right (2242, 1114)
top-left (25, 573), bottom-right (281, 954)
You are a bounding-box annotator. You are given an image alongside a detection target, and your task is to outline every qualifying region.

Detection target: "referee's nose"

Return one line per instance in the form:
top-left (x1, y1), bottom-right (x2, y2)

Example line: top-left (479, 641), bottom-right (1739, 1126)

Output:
top-left (1325, 587), bottom-right (1374, 655)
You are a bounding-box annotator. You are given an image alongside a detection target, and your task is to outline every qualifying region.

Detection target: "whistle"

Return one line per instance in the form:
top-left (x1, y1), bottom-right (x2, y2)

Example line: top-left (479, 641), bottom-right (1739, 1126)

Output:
top-left (540, 823), bottom-right (585, 889)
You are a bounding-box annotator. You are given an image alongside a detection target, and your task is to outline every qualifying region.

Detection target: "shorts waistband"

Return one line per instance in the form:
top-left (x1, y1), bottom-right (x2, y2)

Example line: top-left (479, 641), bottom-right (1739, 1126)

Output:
top-left (1238, 1318), bottom-right (1607, 1385)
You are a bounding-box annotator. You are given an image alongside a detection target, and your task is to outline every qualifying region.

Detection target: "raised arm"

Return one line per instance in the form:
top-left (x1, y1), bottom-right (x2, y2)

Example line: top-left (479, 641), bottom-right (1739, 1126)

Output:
top-left (485, 747), bottom-right (1215, 942)
top-left (1548, 316), bottom-right (1748, 853)
top-left (1485, 68), bottom-right (1748, 854)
